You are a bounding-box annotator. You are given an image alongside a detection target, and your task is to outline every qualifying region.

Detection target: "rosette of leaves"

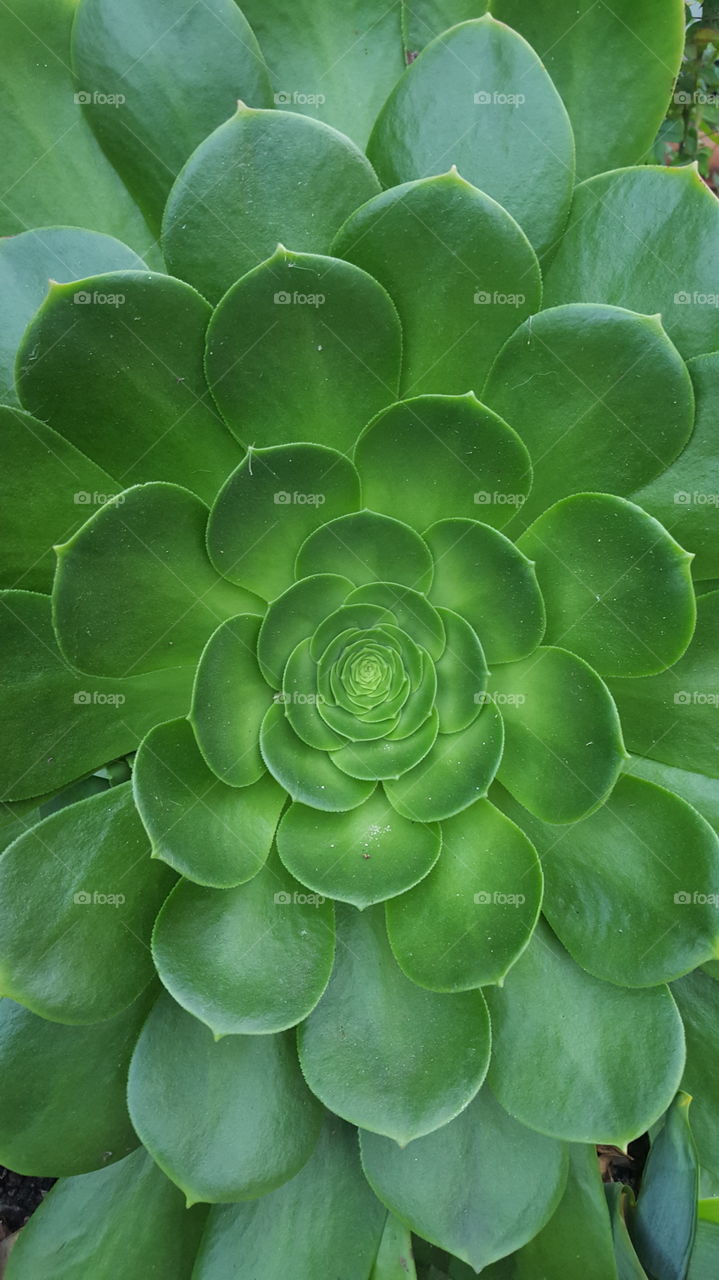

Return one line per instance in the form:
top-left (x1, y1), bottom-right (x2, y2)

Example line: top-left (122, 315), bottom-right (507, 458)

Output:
top-left (2, 1), bottom-right (719, 1278)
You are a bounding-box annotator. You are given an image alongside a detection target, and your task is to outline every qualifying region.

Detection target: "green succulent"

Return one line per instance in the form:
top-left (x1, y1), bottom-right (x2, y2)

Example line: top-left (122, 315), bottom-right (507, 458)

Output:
top-left (2, 1), bottom-right (719, 1278)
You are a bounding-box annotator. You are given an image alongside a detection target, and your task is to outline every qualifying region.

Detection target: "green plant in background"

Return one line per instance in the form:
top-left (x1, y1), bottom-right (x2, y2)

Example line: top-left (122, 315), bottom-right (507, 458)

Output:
top-left (1, 1), bottom-right (719, 1278)
top-left (657, 2), bottom-right (719, 186)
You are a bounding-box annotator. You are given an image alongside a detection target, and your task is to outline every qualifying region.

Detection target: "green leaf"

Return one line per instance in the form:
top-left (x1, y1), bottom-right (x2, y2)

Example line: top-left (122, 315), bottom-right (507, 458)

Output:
top-left (258, 575), bottom-right (354, 688)
top-left (492, 0), bottom-right (684, 181)
top-left (689, 1221), bottom-right (719, 1280)
top-left (360, 1085), bottom-right (568, 1273)
top-left (189, 614), bottom-right (269, 789)
top-left (499, 775), bottom-right (719, 987)
top-left (384, 700), bottom-right (504, 822)
top-left (355, 394), bottom-right (531, 533)
top-left (629, 1092), bottom-right (698, 1280)
top-left (518, 494), bottom-right (696, 678)
top-left (0, 784), bottom-right (174, 1023)
top-left (163, 105), bottom-right (380, 302)
top-left (610, 591), bottom-right (719, 778)
top-left (0, 987), bottom-right (152, 1175)
top-left (606, 1185), bottom-right (649, 1280)
top-left (633, 354), bottom-right (719, 581)
top-left (386, 799), bottom-right (541, 990)
top-left (371, 1214), bottom-right (417, 1280)
top-left (624, 755), bottom-right (719, 836)
top-left (0, 227), bottom-right (144, 406)
top-left (133, 718), bottom-right (284, 886)
top-left (152, 843), bottom-right (334, 1036)
top-left (434, 608), bottom-right (487, 732)
top-left (331, 711), bottom-right (439, 782)
top-left (333, 171), bottom-right (541, 397)
top-left (128, 992), bottom-right (322, 1204)
top-left (0, 0), bottom-right (154, 258)
top-left (240, 0), bottom-right (405, 149)
top-left (71, 0), bottom-right (271, 229)
top-left (482, 305), bottom-right (695, 531)
top-left (16, 272), bottom-right (241, 503)
top-left (207, 444), bottom-right (360, 599)
top-left (424, 519), bottom-right (544, 663)
top-left (192, 1116), bottom-right (386, 1280)
top-left (403, 2), bottom-right (489, 53)
top-left (298, 904), bottom-right (490, 1143)
top-left (298, 511), bottom-right (434, 592)
top-left (366, 16), bottom-right (574, 260)
top-left (53, 483), bottom-right (255, 677)
top-left (260, 702), bottom-right (376, 811)
top-left (206, 248), bottom-right (401, 454)
top-left (492, 646), bottom-right (625, 823)
top-left (672, 970), bottom-right (719, 1185)
top-left (277, 789), bottom-right (441, 908)
top-left (0, 591), bottom-right (192, 802)
top-left (348, 584), bottom-right (446, 663)
top-left (486, 919), bottom-right (685, 1145)
top-left (543, 166), bottom-right (719, 360)
top-left (4, 1148), bottom-right (207, 1280)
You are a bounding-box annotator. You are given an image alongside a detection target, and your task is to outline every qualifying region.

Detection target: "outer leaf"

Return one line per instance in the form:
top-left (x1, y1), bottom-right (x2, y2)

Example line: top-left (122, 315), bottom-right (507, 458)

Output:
top-left (606, 1185), bottom-right (650, 1280)
top-left (482, 305), bottom-right (695, 530)
top-left (163, 105), bottom-right (380, 302)
top-left (17, 272), bottom-right (241, 502)
top-left (386, 799), bottom-right (541, 990)
top-left (128, 993), bottom-right (322, 1204)
top-left (0, 988), bottom-right (151, 1176)
top-left (384, 700), bottom-right (504, 822)
top-left (543, 166), bottom-right (719, 360)
top-left (133, 718), bottom-right (284, 886)
top-left (629, 1092), bottom-right (698, 1280)
top-left (690, 1221), bottom-right (719, 1280)
top-left (189, 615), bottom-right (269, 789)
top-left (487, 920), bottom-right (686, 1145)
top-left (403, 2), bottom-right (489, 52)
top-left (258, 574), bottom-right (354, 689)
top-left (0, 227), bottom-right (144, 406)
top-left (151, 843), bottom-right (334, 1036)
top-left (297, 511), bottom-right (434, 592)
top-left (624, 755), bottom-right (719, 836)
top-left (277, 789), bottom-right (441, 908)
top-left (334, 171), bottom-right (541, 396)
top-left (355, 394), bottom-right (531, 533)
top-left (366, 16), bottom-right (574, 260)
top-left (371, 1215), bottom-right (417, 1280)
top-left (672, 970), bottom-right (719, 1185)
top-left (72, 0), bottom-right (271, 228)
top-left (206, 248), bottom-right (401, 454)
top-left (493, 0), bottom-right (684, 180)
top-left (360, 1086), bottom-right (568, 1273)
top-left (633, 354), bottom-right (719, 581)
top-left (298, 903), bottom-right (490, 1143)
top-left (4, 1148), bottom-right (207, 1280)
top-left (0, 591), bottom-right (192, 801)
top-left (0, 784), bottom-right (174, 1023)
top-left (192, 1117), bottom-right (386, 1280)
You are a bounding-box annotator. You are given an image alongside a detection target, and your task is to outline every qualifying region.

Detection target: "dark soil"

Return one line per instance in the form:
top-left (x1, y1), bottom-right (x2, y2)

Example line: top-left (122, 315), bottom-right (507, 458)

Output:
top-left (0, 1166), bottom-right (55, 1238)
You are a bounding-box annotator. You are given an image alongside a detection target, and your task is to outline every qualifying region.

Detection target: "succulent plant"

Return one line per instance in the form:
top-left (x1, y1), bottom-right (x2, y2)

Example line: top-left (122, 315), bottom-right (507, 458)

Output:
top-left (2, 1), bottom-right (719, 1277)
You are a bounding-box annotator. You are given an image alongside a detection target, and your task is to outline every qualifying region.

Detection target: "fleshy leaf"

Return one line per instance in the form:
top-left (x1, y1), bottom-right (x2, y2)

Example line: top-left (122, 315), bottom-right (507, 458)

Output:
top-left (0, 227), bottom-right (145, 406)
top-left (434, 608), bottom-right (488, 733)
top-left (492, 646), bottom-right (625, 823)
top-left (258, 575), bottom-right (353, 688)
top-left (333, 171), bottom-right (541, 396)
top-left (17, 271), bottom-right (241, 503)
top-left (386, 799), bottom-right (541, 990)
top-left (366, 16), bottom-right (574, 260)
top-left (486, 919), bottom-right (686, 1145)
top-left (497, 775), bottom-right (719, 987)
top-left (518, 494), bottom-right (696, 678)
top-left (543, 165), bottom-right (719, 360)
top-left (624, 755), bottom-right (719, 836)
top-left (297, 511), bottom-right (434, 592)
top-left (71, 0), bottom-right (271, 229)
top-left (371, 1215), bottom-right (417, 1280)
top-left (207, 444), bottom-right (360, 599)
top-left (53, 483), bottom-right (255, 677)
top-left (206, 249), bottom-right (401, 453)
top-left (483, 305), bottom-right (695, 530)
top-left (355, 394), bottom-right (531, 533)
top-left (672, 970), bottom-right (719, 1185)
top-left (298, 904), bottom-right (490, 1143)
top-left (347, 583), bottom-right (445, 661)
top-left (424, 519), bottom-right (544, 663)
top-left (384, 700), bottom-right (504, 822)
top-left (128, 992), bottom-right (322, 1204)
top-left (628, 1092), bottom-right (698, 1280)
top-left (360, 1086), bottom-right (568, 1273)
top-left (3, 1148), bottom-right (207, 1280)
top-left (152, 843), bottom-right (334, 1035)
top-left (134, 718), bottom-right (283, 886)
top-left (162, 105), bottom-right (380, 302)
top-left (277, 789), bottom-right (441, 908)
top-left (260, 702), bottom-right (376, 811)
top-left (331, 710), bottom-right (439, 782)
top-left (189, 615), bottom-right (270, 789)
top-left (0, 784), bottom-right (174, 1023)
